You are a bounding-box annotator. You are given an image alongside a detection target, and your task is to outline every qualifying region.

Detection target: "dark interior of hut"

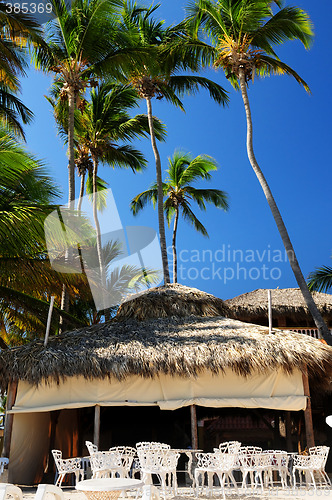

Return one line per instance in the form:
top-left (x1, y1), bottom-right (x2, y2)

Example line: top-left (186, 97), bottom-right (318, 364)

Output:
top-left (68, 402), bottom-right (332, 478)
top-left (47, 400), bottom-right (332, 485)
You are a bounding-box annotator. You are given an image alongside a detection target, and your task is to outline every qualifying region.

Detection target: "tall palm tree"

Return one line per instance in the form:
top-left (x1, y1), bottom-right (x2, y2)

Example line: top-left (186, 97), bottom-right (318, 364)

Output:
top-left (131, 150), bottom-right (229, 282)
top-left (121, 1), bottom-right (229, 284)
top-left (34, 0), bottom-right (148, 314)
top-left (187, 0), bottom-right (331, 343)
top-left (0, 3), bottom-right (43, 137)
top-left (308, 258), bottom-right (332, 293)
top-left (74, 82), bottom-right (165, 314)
top-left (0, 126), bottom-right (88, 345)
top-left (34, 0), bottom-right (131, 207)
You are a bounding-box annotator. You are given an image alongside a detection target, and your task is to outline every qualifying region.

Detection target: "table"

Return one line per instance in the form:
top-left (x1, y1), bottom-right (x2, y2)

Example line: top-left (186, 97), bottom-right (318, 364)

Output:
top-left (76, 478), bottom-right (144, 500)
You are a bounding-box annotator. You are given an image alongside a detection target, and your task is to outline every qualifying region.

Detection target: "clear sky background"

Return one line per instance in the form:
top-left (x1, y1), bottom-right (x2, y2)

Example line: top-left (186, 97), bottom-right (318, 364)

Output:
top-left (20, 0), bottom-right (331, 301)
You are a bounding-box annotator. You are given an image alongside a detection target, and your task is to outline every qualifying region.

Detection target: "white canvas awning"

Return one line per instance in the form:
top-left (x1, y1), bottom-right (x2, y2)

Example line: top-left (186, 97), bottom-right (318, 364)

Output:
top-left (10, 368), bottom-right (306, 414)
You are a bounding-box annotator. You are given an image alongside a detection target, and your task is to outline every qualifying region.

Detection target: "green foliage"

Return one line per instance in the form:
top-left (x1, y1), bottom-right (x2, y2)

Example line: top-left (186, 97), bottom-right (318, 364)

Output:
top-left (308, 259), bottom-right (332, 293)
top-left (120, 1), bottom-right (229, 108)
top-left (131, 149), bottom-right (229, 236)
top-left (0, 3), bottom-right (43, 137)
top-left (186, 0), bottom-right (313, 91)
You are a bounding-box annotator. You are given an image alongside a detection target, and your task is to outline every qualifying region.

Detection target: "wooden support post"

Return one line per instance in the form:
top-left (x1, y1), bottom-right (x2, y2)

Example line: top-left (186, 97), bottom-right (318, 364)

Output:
top-left (94, 405), bottom-right (100, 449)
top-left (47, 410), bottom-right (61, 473)
top-left (268, 290), bottom-right (272, 334)
top-left (2, 380), bottom-right (18, 458)
top-left (302, 367), bottom-right (315, 449)
top-left (285, 411), bottom-right (293, 452)
top-left (190, 404), bottom-right (198, 449)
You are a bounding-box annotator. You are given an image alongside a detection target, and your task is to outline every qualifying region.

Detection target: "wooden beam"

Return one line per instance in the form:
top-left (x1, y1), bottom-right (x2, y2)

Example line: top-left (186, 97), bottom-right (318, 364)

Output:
top-left (190, 404), bottom-right (198, 449)
top-left (285, 411), bottom-right (293, 452)
top-left (268, 289), bottom-right (272, 334)
top-left (47, 410), bottom-right (61, 473)
top-left (302, 366), bottom-right (315, 449)
top-left (2, 380), bottom-right (18, 458)
top-left (94, 405), bottom-right (100, 449)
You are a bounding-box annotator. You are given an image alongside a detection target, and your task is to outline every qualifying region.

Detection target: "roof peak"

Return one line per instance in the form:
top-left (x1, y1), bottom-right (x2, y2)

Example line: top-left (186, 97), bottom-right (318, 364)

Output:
top-left (115, 283), bottom-right (230, 321)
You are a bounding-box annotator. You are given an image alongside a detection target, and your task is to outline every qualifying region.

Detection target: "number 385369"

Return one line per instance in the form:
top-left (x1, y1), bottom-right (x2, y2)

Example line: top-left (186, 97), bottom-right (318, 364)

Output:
top-left (6, 2), bottom-right (53, 13)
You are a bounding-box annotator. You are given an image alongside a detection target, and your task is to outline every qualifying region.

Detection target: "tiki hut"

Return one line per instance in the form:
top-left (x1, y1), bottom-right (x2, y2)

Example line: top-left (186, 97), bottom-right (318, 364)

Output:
top-left (1, 284), bottom-right (332, 484)
top-left (226, 288), bottom-right (332, 329)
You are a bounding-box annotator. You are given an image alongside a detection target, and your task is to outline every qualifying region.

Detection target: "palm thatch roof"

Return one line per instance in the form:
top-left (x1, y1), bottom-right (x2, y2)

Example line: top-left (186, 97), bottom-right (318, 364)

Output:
top-left (116, 283), bottom-right (231, 320)
top-left (0, 284), bottom-right (331, 392)
top-left (225, 288), bottom-right (332, 324)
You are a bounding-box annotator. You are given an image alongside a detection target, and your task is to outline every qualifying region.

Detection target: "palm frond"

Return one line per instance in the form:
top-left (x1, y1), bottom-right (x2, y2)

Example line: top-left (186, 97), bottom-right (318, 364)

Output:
top-left (130, 184), bottom-right (158, 214)
top-left (168, 75), bottom-right (229, 106)
top-left (185, 187), bottom-right (229, 211)
top-left (256, 55), bottom-right (310, 93)
top-left (252, 6), bottom-right (313, 52)
top-left (308, 265), bottom-right (332, 293)
top-left (181, 202), bottom-right (208, 236)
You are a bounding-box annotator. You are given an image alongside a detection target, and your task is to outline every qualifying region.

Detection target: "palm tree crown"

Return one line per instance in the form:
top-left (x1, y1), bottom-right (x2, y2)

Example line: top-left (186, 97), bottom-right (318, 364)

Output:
top-left (186, 0), bottom-right (332, 343)
top-left (74, 82), bottom-right (165, 316)
top-left (187, 0), bottom-right (313, 90)
top-left (131, 150), bottom-right (229, 282)
top-left (120, 1), bottom-right (229, 285)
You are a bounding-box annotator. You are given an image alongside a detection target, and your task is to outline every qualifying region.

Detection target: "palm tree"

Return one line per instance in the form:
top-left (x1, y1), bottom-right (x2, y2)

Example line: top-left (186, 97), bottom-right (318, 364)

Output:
top-left (131, 150), bottom-right (229, 282)
top-left (308, 258), bottom-right (332, 293)
top-left (0, 126), bottom-right (88, 345)
top-left (0, 3), bottom-right (43, 137)
top-left (187, 0), bottom-right (331, 343)
top-left (121, 1), bottom-right (229, 284)
top-left (74, 82), bottom-right (166, 314)
top-left (35, 0), bottom-right (149, 314)
top-left (34, 0), bottom-right (132, 207)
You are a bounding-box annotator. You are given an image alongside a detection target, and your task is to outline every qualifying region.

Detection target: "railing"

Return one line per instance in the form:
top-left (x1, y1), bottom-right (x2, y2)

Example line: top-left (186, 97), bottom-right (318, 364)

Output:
top-left (276, 327), bottom-right (332, 339)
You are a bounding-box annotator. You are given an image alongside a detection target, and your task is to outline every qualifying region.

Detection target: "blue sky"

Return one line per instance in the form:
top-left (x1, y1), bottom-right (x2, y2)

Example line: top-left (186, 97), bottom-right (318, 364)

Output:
top-left (21, 0), bottom-right (331, 301)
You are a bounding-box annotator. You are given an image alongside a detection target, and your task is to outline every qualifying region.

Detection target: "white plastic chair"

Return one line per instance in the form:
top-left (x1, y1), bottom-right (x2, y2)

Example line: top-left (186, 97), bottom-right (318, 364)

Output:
top-left (35, 485), bottom-right (64, 500)
top-left (0, 484), bottom-right (63, 500)
top-left (0, 484), bottom-right (23, 500)
top-left (86, 440), bottom-right (124, 479)
top-left (309, 446), bottom-right (331, 487)
top-left (216, 441), bottom-right (241, 455)
top-left (293, 446), bottom-right (330, 489)
top-left (137, 447), bottom-right (180, 498)
top-left (89, 451), bottom-right (124, 479)
top-left (52, 450), bottom-right (83, 487)
top-left (194, 452), bottom-right (220, 497)
top-left (109, 446), bottom-right (137, 478)
top-left (86, 440), bottom-right (98, 455)
top-left (264, 450), bottom-right (291, 488)
top-left (213, 451), bottom-right (239, 492)
top-left (237, 446), bottom-right (263, 490)
top-left (0, 458), bottom-right (9, 478)
top-left (213, 441), bottom-right (241, 490)
top-left (136, 442), bottom-right (170, 450)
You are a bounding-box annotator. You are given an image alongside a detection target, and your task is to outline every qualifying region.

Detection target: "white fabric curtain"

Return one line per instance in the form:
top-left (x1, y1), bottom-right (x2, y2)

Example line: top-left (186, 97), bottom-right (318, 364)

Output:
top-left (10, 368), bottom-right (306, 413)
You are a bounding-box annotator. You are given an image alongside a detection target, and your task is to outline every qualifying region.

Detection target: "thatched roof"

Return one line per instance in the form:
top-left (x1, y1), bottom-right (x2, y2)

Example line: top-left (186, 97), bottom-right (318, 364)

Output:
top-left (226, 288), bottom-right (332, 323)
top-left (0, 285), bottom-right (331, 392)
top-left (116, 283), bottom-right (231, 320)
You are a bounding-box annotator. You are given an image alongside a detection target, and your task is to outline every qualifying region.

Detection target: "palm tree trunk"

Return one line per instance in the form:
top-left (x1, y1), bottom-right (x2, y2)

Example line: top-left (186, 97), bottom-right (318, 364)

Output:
top-left (238, 69), bottom-right (331, 344)
top-left (145, 97), bottom-right (170, 284)
top-left (67, 87), bottom-right (76, 206)
top-left (172, 205), bottom-right (179, 283)
top-left (77, 171), bottom-right (86, 276)
top-left (77, 171), bottom-right (86, 212)
top-left (59, 87), bottom-right (77, 329)
top-left (92, 157), bottom-right (107, 316)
